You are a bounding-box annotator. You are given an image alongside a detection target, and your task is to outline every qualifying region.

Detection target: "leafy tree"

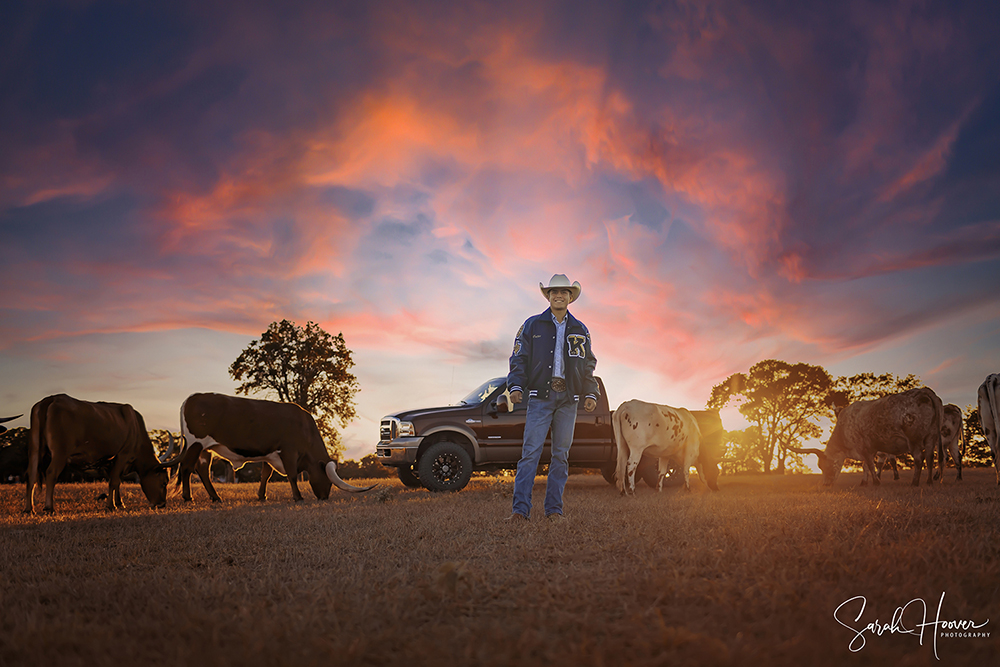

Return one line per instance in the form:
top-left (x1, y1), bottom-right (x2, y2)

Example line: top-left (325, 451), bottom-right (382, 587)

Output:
top-left (230, 319), bottom-right (359, 458)
top-left (962, 405), bottom-right (995, 468)
top-left (718, 426), bottom-right (764, 475)
top-left (829, 372), bottom-right (922, 411)
top-left (709, 360), bottom-right (834, 474)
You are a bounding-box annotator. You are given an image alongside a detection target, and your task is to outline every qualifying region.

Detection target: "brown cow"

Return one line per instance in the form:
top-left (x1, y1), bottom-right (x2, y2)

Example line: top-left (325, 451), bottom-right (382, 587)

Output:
top-left (24, 395), bottom-right (171, 514)
top-left (790, 387), bottom-right (943, 487)
top-left (173, 393), bottom-right (375, 503)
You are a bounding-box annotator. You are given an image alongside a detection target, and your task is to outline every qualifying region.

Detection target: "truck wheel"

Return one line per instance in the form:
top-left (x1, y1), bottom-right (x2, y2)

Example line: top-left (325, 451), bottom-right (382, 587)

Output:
top-left (397, 465), bottom-right (422, 488)
top-left (638, 455), bottom-right (660, 488)
top-left (601, 459), bottom-right (617, 485)
top-left (417, 441), bottom-right (472, 492)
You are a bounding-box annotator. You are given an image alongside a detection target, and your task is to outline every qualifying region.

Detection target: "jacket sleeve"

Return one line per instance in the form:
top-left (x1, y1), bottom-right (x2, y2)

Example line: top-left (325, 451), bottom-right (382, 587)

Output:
top-left (507, 317), bottom-right (531, 394)
top-left (581, 324), bottom-right (599, 401)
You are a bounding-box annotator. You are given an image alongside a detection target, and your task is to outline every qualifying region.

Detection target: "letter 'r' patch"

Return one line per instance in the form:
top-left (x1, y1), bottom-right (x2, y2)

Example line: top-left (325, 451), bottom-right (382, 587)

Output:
top-left (567, 334), bottom-right (587, 358)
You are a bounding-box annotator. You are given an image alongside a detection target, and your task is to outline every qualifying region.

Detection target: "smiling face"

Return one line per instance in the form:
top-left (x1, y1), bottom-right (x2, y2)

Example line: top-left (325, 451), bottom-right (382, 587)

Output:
top-left (546, 287), bottom-right (572, 313)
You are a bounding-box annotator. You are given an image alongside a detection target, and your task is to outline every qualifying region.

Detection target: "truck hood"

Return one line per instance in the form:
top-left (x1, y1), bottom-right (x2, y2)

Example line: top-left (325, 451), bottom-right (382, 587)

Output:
top-left (387, 404), bottom-right (480, 422)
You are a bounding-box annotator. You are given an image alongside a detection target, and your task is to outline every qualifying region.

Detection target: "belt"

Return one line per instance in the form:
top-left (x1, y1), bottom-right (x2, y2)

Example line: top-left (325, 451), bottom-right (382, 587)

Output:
top-left (551, 378), bottom-right (567, 392)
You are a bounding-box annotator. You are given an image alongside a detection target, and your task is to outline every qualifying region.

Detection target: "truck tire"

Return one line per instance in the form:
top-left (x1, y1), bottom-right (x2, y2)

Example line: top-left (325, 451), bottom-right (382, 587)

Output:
top-left (417, 441), bottom-right (472, 492)
top-left (397, 465), bottom-right (422, 488)
top-left (600, 459), bottom-right (617, 485)
top-left (638, 455), bottom-right (660, 488)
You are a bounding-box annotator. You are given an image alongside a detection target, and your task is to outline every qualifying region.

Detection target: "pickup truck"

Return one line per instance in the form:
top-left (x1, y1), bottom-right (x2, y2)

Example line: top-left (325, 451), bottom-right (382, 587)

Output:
top-left (375, 376), bottom-right (617, 491)
top-left (375, 376), bottom-right (721, 492)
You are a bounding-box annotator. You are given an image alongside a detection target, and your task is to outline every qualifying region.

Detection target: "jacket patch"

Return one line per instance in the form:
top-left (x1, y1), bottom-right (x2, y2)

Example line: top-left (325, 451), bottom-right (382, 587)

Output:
top-left (567, 334), bottom-right (587, 358)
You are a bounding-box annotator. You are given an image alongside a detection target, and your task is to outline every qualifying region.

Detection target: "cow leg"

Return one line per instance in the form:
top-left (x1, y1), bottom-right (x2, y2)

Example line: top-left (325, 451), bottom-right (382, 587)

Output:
top-left (195, 451), bottom-right (223, 502)
top-left (656, 457), bottom-right (670, 492)
top-left (909, 451), bottom-right (923, 487)
top-left (891, 457), bottom-right (899, 481)
top-left (178, 442), bottom-right (204, 501)
top-left (624, 449), bottom-right (643, 496)
top-left (862, 455), bottom-right (880, 487)
top-left (42, 452), bottom-right (68, 514)
top-left (258, 464), bottom-right (274, 501)
top-left (107, 456), bottom-right (129, 510)
top-left (279, 449), bottom-right (304, 501)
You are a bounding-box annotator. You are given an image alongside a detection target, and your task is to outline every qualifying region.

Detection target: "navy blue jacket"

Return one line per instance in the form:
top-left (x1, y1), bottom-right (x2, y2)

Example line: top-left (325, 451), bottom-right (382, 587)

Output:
top-left (507, 308), bottom-right (599, 402)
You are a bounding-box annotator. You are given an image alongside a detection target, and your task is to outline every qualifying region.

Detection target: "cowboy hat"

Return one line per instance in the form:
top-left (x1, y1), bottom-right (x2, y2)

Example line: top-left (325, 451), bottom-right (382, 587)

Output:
top-left (539, 274), bottom-right (581, 303)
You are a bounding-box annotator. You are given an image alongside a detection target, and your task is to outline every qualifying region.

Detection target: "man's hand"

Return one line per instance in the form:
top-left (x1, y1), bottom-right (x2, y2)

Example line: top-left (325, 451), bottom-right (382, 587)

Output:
top-left (509, 390), bottom-right (523, 404)
top-left (584, 397), bottom-right (597, 412)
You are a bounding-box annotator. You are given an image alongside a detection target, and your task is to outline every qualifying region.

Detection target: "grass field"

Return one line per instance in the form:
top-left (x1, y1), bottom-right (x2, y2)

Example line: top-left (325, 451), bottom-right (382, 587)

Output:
top-left (2, 469), bottom-right (998, 666)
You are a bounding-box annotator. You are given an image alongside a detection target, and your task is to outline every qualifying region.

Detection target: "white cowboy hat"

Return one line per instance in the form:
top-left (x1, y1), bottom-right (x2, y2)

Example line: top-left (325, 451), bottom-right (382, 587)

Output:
top-left (539, 274), bottom-right (582, 303)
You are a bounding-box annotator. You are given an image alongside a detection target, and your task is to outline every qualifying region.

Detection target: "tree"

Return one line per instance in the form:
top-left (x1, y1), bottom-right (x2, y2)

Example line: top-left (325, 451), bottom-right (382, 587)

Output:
top-left (962, 405), bottom-right (994, 468)
top-left (829, 372), bottom-right (922, 411)
top-left (718, 426), bottom-right (764, 475)
top-left (708, 360), bottom-right (835, 474)
top-left (229, 319), bottom-right (359, 458)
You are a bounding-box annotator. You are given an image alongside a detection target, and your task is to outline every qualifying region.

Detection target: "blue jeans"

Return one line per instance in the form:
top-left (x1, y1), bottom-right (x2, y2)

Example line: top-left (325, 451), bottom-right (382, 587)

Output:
top-left (512, 391), bottom-right (578, 517)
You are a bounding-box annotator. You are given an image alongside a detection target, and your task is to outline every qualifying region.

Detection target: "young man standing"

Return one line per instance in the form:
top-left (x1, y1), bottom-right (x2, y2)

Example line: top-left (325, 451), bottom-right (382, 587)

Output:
top-left (505, 274), bottom-right (599, 521)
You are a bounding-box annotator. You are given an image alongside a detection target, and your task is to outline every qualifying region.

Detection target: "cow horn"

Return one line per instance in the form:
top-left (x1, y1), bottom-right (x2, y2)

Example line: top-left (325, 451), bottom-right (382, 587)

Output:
top-left (787, 446), bottom-right (825, 456)
top-left (158, 433), bottom-right (186, 467)
top-left (0, 414), bottom-right (22, 424)
top-left (325, 461), bottom-right (377, 493)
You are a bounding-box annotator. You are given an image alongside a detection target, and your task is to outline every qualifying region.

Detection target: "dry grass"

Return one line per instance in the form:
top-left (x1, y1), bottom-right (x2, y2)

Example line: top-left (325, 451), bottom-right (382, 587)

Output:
top-left (2, 470), bottom-right (999, 667)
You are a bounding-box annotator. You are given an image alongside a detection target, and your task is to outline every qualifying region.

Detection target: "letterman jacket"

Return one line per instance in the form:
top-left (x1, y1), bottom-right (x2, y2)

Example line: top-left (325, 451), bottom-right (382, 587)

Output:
top-left (507, 308), bottom-right (599, 402)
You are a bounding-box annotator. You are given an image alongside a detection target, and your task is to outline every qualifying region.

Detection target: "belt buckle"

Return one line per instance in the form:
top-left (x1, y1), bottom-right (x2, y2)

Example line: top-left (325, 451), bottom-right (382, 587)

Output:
top-left (551, 378), bottom-right (566, 392)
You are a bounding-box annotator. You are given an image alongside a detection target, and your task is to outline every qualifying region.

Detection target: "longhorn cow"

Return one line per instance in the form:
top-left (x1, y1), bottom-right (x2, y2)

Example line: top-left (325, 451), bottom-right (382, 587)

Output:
top-left (613, 399), bottom-right (702, 495)
top-left (978, 374), bottom-right (1000, 485)
top-left (24, 395), bottom-right (173, 513)
top-left (790, 387), bottom-right (943, 487)
top-left (172, 393), bottom-right (375, 503)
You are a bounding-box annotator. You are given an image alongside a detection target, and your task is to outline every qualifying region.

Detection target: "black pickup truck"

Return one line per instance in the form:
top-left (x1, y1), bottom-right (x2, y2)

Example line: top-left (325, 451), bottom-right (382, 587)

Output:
top-left (375, 377), bottom-right (618, 491)
top-left (375, 376), bottom-right (723, 492)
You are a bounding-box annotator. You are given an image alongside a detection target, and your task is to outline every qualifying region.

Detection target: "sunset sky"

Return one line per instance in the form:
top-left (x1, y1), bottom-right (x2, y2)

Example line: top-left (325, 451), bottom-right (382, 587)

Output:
top-left (2, 0), bottom-right (999, 460)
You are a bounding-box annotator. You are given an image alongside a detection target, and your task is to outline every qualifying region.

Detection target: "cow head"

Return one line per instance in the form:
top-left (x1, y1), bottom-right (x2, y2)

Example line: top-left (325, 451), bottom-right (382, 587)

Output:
top-left (787, 446), bottom-right (843, 485)
top-left (138, 467), bottom-right (170, 508)
top-left (305, 458), bottom-right (334, 499)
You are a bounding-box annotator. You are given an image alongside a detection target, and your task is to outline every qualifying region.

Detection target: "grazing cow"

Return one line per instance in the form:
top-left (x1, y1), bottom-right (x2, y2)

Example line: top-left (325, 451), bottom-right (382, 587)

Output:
top-left (173, 393), bottom-right (375, 503)
top-left (790, 387), bottom-right (943, 487)
top-left (613, 399), bottom-right (701, 495)
top-left (24, 395), bottom-right (171, 514)
top-left (978, 374), bottom-right (1000, 485)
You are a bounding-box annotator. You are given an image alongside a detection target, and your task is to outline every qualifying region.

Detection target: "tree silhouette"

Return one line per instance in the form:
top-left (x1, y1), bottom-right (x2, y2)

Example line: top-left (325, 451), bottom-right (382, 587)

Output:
top-left (229, 319), bottom-right (359, 458)
top-left (709, 360), bottom-right (834, 474)
top-left (829, 372), bottom-right (922, 411)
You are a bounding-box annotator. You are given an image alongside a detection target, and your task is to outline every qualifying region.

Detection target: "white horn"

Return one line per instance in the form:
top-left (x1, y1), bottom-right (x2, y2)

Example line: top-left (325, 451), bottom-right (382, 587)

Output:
top-left (325, 461), bottom-right (377, 493)
top-left (158, 433), bottom-right (186, 467)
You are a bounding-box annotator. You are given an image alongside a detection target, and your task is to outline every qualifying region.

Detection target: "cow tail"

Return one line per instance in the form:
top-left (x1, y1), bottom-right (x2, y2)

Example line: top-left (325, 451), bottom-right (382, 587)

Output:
top-left (612, 407), bottom-right (626, 494)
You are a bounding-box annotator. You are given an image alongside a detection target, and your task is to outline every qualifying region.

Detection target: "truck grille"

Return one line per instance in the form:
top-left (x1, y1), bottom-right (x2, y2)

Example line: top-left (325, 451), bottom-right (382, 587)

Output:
top-left (380, 418), bottom-right (397, 442)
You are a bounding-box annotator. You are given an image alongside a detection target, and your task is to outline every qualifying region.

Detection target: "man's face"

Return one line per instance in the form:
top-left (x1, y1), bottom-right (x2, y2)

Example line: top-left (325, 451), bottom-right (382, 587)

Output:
top-left (547, 287), bottom-right (572, 310)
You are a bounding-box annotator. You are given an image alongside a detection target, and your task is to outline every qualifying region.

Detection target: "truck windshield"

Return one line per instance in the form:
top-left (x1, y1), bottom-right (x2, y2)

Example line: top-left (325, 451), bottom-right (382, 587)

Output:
top-left (459, 378), bottom-right (506, 405)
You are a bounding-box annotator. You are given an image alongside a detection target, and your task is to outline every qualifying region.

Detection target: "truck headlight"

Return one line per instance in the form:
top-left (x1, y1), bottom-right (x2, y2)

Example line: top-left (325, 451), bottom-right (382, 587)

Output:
top-left (398, 421), bottom-right (415, 437)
